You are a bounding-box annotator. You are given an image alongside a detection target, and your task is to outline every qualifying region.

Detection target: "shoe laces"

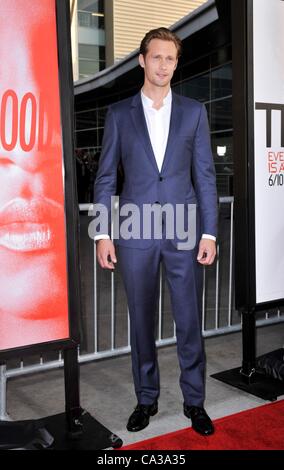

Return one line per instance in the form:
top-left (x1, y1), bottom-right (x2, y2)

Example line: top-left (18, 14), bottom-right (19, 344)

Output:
top-left (188, 406), bottom-right (207, 418)
top-left (134, 404), bottom-right (152, 416)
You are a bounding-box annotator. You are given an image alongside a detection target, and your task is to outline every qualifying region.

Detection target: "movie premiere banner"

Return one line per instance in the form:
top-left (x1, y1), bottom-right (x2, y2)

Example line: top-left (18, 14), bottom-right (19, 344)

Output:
top-left (0, 1), bottom-right (70, 351)
top-left (253, 0), bottom-right (284, 304)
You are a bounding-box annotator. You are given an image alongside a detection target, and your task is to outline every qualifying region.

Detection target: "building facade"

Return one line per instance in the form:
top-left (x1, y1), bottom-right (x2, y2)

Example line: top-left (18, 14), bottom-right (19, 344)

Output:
top-left (70, 0), bottom-right (106, 80)
top-left (70, 0), bottom-right (207, 80)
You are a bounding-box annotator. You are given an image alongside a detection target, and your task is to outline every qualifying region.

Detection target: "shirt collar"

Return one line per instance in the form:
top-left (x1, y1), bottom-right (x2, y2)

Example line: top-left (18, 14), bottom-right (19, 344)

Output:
top-left (141, 89), bottom-right (172, 109)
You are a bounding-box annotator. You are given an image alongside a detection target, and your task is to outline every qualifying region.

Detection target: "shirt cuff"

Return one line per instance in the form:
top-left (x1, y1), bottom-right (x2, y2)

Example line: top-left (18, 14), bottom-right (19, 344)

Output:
top-left (94, 234), bottom-right (110, 241)
top-left (201, 234), bottom-right (216, 242)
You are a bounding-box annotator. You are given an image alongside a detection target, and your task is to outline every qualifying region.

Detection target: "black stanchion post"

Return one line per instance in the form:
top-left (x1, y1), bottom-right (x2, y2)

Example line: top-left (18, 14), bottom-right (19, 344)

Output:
top-left (63, 347), bottom-right (83, 439)
top-left (240, 310), bottom-right (256, 384)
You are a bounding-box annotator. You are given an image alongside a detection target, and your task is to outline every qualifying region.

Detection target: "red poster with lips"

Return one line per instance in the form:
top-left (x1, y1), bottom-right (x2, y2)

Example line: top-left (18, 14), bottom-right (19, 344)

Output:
top-left (0, 0), bottom-right (71, 351)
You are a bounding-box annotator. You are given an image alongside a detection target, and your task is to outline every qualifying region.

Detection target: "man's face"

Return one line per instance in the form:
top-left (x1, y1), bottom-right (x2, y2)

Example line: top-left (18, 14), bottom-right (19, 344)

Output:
top-left (139, 38), bottom-right (178, 88)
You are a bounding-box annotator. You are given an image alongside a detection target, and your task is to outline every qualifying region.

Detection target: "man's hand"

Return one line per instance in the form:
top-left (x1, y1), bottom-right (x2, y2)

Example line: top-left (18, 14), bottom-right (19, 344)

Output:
top-left (197, 239), bottom-right (216, 266)
top-left (96, 239), bottom-right (117, 270)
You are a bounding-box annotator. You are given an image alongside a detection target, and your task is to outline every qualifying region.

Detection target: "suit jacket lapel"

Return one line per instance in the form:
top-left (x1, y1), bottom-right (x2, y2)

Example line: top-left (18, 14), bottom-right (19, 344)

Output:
top-left (130, 93), bottom-right (159, 173)
top-left (130, 91), bottom-right (183, 174)
top-left (161, 92), bottom-right (183, 174)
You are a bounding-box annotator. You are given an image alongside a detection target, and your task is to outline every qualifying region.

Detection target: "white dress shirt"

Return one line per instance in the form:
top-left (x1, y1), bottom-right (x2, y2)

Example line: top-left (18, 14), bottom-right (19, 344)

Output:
top-left (95, 89), bottom-right (216, 242)
top-left (141, 89), bottom-right (172, 172)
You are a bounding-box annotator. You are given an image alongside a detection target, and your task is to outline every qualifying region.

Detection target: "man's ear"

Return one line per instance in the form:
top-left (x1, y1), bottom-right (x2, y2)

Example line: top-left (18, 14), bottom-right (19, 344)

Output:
top-left (139, 53), bottom-right (145, 68)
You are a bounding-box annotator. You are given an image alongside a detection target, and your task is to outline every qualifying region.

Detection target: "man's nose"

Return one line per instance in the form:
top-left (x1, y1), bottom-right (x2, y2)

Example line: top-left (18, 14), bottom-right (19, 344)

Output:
top-left (159, 59), bottom-right (167, 69)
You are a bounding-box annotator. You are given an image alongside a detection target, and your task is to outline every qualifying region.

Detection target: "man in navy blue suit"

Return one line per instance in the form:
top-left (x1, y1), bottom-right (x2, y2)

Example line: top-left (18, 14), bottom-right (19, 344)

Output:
top-left (94, 28), bottom-right (217, 436)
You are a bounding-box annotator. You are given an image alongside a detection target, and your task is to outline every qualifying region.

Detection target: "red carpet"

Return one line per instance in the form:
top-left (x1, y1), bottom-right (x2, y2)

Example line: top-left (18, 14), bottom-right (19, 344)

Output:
top-left (121, 400), bottom-right (284, 450)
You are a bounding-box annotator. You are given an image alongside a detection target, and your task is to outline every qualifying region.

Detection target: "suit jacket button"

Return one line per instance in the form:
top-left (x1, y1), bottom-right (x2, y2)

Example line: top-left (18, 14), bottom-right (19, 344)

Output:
top-left (159, 177), bottom-right (163, 181)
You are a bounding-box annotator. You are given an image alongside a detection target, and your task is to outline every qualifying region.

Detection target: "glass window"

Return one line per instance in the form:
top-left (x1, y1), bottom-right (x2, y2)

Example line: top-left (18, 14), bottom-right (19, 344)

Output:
top-left (211, 64), bottom-right (232, 100)
top-left (97, 107), bottom-right (108, 127)
top-left (181, 74), bottom-right (210, 102)
top-left (76, 129), bottom-right (97, 148)
top-left (77, 0), bottom-right (105, 78)
top-left (79, 44), bottom-right (105, 61)
top-left (78, 0), bottom-right (104, 15)
top-left (75, 147), bottom-right (100, 202)
top-left (76, 110), bottom-right (97, 131)
top-left (79, 59), bottom-right (102, 78)
top-left (210, 97), bottom-right (232, 132)
top-left (211, 132), bottom-right (233, 165)
top-left (77, 0), bottom-right (105, 32)
top-left (211, 132), bottom-right (234, 196)
top-left (174, 59), bottom-right (233, 197)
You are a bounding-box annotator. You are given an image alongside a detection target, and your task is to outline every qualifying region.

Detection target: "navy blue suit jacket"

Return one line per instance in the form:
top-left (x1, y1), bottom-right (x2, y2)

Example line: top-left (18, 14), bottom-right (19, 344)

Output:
top-left (94, 91), bottom-right (217, 249)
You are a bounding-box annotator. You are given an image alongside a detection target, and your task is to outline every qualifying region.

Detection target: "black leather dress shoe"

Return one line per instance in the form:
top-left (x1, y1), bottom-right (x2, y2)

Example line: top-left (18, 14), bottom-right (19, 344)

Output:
top-left (184, 405), bottom-right (214, 436)
top-left (127, 402), bottom-right (158, 432)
